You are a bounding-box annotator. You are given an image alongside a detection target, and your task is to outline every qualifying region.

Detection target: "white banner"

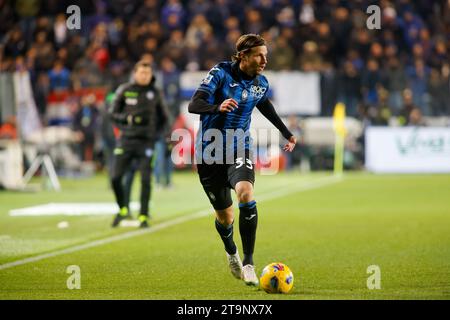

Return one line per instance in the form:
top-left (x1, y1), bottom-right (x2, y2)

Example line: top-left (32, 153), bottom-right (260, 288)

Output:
top-left (365, 127), bottom-right (450, 173)
top-left (180, 70), bottom-right (321, 115)
top-left (265, 71), bottom-right (321, 115)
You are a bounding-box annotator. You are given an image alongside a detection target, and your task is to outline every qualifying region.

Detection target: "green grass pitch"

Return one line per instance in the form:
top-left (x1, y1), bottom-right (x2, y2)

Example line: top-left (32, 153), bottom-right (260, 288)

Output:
top-left (0, 171), bottom-right (449, 299)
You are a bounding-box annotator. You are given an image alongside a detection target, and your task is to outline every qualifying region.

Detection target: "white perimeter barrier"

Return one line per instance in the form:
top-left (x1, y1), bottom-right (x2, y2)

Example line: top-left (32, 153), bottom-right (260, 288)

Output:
top-left (365, 127), bottom-right (450, 173)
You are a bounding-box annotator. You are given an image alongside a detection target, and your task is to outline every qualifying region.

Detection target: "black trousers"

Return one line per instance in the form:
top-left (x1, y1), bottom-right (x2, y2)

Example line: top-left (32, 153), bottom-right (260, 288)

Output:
top-left (110, 142), bottom-right (154, 216)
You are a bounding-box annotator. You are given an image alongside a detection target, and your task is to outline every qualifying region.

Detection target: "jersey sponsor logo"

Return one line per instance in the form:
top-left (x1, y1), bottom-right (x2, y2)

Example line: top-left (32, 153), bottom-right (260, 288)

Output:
top-left (249, 85), bottom-right (267, 98)
top-left (146, 91), bottom-right (155, 100)
top-left (229, 83), bottom-right (239, 87)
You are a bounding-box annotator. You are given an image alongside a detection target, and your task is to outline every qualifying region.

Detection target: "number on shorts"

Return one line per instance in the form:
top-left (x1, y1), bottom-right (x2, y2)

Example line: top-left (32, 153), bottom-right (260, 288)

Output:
top-left (236, 157), bottom-right (253, 170)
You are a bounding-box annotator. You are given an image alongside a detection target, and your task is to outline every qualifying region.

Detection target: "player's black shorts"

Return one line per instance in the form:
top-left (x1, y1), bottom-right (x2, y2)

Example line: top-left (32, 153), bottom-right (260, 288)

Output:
top-left (197, 150), bottom-right (255, 210)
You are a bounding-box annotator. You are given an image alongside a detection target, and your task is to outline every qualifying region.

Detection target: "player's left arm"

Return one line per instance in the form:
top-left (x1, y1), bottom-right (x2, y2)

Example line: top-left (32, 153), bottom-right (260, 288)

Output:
top-left (256, 98), bottom-right (297, 152)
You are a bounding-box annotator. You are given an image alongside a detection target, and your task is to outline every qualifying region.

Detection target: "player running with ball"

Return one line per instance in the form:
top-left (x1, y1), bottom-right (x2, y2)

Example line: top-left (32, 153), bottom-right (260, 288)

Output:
top-left (188, 34), bottom-right (297, 285)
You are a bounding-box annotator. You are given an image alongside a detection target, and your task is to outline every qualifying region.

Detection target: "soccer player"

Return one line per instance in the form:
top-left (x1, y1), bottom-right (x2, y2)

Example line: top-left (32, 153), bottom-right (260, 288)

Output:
top-left (188, 34), bottom-right (297, 285)
top-left (109, 61), bottom-right (171, 228)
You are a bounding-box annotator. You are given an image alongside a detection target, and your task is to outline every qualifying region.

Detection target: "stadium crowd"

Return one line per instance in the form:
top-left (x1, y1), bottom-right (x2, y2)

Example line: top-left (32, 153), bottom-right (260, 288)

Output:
top-left (0, 0), bottom-right (449, 169)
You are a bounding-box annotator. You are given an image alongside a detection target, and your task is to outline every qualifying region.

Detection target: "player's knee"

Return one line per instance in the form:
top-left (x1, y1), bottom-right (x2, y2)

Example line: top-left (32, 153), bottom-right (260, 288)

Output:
top-left (218, 216), bottom-right (234, 226)
top-left (236, 185), bottom-right (254, 204)
top-left (216, 207), bottom-right (234, 226)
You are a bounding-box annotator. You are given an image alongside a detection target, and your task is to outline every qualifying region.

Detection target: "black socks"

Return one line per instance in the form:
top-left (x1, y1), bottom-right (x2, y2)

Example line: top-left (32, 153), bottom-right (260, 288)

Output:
top-left (215, 219), bottom-right (237, 255)
top-left (239, 200), bottom-right (258, 266)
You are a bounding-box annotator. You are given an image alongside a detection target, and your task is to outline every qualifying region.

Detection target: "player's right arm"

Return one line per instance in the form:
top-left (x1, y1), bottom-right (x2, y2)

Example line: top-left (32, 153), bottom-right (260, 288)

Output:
top-left (188, 65), bottom-right (238, 114)
top-left (188, 91), bottom-right (238, 114)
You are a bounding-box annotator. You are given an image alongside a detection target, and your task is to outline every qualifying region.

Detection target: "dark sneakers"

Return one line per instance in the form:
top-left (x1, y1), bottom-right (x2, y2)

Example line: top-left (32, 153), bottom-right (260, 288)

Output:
top-left (111, 207), bottom-right (131, 228)
top-left (138, 214), bottom-right (150, 228)
top-left (111, 208), bottom-right (150, 228)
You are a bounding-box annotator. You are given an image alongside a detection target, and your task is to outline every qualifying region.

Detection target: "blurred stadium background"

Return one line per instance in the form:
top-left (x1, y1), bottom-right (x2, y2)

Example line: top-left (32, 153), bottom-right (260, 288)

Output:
top-left (0, 0), bottom-right (449, 300)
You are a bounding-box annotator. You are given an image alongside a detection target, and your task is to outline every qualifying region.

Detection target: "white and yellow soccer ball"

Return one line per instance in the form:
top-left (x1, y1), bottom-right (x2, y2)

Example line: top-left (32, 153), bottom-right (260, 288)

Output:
top-left (259, 262), bottom-right (294, 294)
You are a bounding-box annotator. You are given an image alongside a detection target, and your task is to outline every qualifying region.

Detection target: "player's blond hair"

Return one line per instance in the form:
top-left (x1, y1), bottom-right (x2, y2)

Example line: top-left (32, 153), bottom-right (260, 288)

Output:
top-left (232, 34), bottom-right (266, 62)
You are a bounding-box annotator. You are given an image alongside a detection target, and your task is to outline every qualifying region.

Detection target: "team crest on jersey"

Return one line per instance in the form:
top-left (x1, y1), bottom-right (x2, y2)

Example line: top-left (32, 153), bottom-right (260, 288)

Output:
top-left (146, 91), bottom-right (155, 100)
top-left (250, 85), bottom-right (267, 98)
top-left (241, 89), bottom-right (248, 101)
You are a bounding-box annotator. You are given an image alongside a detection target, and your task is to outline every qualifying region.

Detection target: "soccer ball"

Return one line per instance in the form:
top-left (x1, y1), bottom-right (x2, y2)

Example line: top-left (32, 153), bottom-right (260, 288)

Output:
top-left (259, 262), bottom-right (294, 294)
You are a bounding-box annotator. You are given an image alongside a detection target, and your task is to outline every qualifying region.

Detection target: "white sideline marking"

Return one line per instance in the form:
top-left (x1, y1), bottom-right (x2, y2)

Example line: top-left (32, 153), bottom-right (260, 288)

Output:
top-left (0, 176), bottom-right (341, 271)
top-left (9, 202), bottom-right (141, 216)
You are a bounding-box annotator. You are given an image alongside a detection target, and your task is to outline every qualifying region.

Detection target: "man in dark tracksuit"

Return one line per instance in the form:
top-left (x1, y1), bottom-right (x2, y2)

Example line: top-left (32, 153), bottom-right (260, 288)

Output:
top-left (109, 61), bottom-right (171, 228)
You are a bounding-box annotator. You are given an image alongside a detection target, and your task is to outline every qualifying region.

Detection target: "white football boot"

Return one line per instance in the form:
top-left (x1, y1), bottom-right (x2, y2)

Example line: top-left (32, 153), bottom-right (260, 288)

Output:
top-left (226, 250), bottom-right (243, 279)
top-left (242, 264), bottom-right (259, 286)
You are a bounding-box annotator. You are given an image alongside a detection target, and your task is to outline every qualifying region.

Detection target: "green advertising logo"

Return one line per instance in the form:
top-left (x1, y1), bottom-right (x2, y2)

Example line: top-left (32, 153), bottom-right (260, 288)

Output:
top-left (396, 128), bottom-right (449, 155)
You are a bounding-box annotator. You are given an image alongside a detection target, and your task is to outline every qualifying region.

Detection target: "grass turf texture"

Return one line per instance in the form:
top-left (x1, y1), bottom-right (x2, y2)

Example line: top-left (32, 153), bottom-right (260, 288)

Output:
top-left (0, 171), bottom-right (449, 299)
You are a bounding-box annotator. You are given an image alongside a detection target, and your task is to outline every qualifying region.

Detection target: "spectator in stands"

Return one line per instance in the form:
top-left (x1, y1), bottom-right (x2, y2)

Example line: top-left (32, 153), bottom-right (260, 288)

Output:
top-left (205, 0), bottom-right (230, 40)
top-left (320, 61), bottom-right (339, 117)
top-left (185, 14), bottom-right (212, 50)
top-left (244, 8), bottom-right (265, 34)
top-left (373, 88), bottom-right (392, 126)
top-left (188, 0), bottom-right (211, 17)
top-left (406, 58), bottom-right (430, 115)
top-left (65, 35), bottom-right (85, 70)
top-left (398, 88), bottom-right (418, 126)
top-left (428, 67), bottom-right (450, 116)
top-left (429, 39), bottom-right (448, 70)
top-left (198, 30), bottom-right (226, 70)
top-left (268, 36), bottom-right (295, 71)
top-left (4, 27), bottom-right (27, 58)
top-left (361, 59), bottom-right (382, 106)
top-left (48, 60), bottom-right (71, 91)
top-left (135, 0), bottom-right (160, 24)
top-left (0, 0), bottom-right (15, 39)
top-left (161, 0), bottom-right (186, 32)
top-left (53, 14), bottom-right (68, 48)
top-left (383, 57), bottom-right (407, 115)
top-left (30, 31), bottom-right (55, 72)
top-left (338, 60), bottom-right (361, 117)
top-left (160, 29), bottom-right (187, 70)
top-left (313, 22), bottom-right (335, 64)
top-left (408, 107), bottom-right (426, 126)
top-left (299, 41), bottom-right (323, 72)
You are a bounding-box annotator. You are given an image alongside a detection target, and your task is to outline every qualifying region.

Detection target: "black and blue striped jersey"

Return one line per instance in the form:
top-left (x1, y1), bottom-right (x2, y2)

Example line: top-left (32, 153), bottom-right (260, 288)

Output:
top-left (194, 61), bottom-right (270, 160)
